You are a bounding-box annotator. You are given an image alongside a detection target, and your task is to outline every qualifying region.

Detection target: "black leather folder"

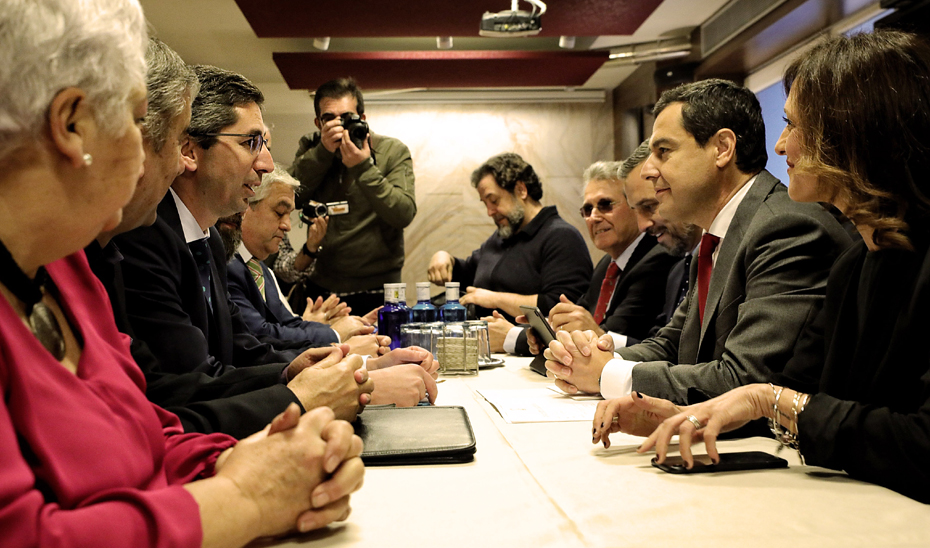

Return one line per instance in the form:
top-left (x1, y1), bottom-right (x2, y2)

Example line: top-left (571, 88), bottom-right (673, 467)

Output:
top-left (354, 405), bottom-right (477, 465)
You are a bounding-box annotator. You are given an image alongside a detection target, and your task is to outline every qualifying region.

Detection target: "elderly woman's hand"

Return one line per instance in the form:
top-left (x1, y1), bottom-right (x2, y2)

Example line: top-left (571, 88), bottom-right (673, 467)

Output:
top-left (638, 383), bottom-right (773, 468)
top-left (211, 406), bottom-right (364, 536)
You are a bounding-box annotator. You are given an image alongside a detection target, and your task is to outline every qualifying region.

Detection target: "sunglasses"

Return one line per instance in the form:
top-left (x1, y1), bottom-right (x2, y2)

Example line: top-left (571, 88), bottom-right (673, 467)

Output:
top-left (196, 132), bottom-right (269, 155)
top-left (580, 199), bottom-right (621, 218)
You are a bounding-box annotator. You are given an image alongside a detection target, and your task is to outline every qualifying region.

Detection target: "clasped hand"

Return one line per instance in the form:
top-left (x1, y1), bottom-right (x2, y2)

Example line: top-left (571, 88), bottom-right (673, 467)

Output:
top-left (215, 404), bottom-right (364, 536)
top-left (542, 329), bottom-right (614, 394)
top-left (367, 346), bottom-right (440, 407)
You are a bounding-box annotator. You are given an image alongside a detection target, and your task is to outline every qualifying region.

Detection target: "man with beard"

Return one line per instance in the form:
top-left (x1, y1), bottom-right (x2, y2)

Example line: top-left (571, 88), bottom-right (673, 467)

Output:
top-left (622, 139), bottom-right (702, 344)
top-left (428, 153), bottom-right (592, 337)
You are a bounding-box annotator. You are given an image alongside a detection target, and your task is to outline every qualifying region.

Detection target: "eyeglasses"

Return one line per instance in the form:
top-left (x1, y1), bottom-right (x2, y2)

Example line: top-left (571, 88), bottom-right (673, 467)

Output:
top-left (196, 132), bottom-right (269, 155)
top-left (580, 199), bottom-right (621, 218)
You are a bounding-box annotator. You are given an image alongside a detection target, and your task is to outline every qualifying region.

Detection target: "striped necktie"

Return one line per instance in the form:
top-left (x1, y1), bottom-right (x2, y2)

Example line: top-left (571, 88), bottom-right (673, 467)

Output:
top-left (247, 257), bottom-right (266, 300)
top-left (593, 261), bottom-right (621, 325)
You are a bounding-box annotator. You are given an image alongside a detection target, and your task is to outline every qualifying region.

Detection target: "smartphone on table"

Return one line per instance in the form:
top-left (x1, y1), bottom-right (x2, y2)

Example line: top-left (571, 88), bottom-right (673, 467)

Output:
top-left (652, 451), bottom-right (788, 474)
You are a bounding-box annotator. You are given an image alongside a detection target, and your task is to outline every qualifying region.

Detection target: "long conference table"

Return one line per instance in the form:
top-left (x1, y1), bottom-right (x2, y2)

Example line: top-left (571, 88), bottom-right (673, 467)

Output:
top-left (259, 355), bottom-right (930, 548)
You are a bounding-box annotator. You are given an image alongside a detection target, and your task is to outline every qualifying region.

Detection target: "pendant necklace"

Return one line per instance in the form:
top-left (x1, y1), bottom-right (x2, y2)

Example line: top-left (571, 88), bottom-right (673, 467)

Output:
top-left (0, 237), bottom-right (66, 360)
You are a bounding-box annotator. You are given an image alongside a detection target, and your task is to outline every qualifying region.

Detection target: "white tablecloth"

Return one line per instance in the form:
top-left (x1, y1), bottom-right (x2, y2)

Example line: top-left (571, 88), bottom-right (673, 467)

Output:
top-left (258, 356), bottom-right (930, 548)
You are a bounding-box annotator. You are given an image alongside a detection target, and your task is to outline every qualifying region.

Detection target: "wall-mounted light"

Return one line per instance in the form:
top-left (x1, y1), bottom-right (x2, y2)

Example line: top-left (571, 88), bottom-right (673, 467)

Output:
top-left (313, 37), bottom-right (331, 51)
top-left (437, 36), bottom-right (454, 49)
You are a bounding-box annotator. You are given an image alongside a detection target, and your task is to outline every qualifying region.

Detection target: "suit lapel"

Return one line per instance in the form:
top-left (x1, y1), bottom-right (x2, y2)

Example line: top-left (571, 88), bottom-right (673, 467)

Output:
top-left (697, 172), bottom-right (780, 346)
top-left (582, 255), bottom-right (611, 313)
top-left (607, 236), bottom-right (657, 315)
top-left (261, 261), bottom-right (294, 323)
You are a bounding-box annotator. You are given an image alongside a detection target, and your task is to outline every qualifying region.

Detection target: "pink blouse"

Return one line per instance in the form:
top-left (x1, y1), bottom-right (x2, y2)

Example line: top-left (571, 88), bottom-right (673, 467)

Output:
top-left (0, 252), bottom-right (236, 547)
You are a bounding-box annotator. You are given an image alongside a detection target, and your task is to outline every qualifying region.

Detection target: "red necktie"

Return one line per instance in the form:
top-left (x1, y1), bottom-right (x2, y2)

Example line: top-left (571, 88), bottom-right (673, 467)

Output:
top-left (697, 233), bottom-right (720, 323)
top-left (593, 261), bottom-right (621, 325)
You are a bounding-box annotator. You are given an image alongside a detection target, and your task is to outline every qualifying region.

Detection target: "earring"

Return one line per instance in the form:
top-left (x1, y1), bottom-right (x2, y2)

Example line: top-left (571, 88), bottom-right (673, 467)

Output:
top-left (82, 153), bottom-right (93, 167)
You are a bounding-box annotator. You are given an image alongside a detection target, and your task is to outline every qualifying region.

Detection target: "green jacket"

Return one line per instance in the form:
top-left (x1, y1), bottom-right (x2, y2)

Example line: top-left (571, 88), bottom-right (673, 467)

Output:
top-left (289, 132), bottom-right (416, 293)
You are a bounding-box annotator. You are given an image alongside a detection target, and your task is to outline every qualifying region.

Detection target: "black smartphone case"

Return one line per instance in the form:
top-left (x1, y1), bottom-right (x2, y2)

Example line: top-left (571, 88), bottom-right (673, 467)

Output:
top-left (652, 451), bottom-right (788, 474)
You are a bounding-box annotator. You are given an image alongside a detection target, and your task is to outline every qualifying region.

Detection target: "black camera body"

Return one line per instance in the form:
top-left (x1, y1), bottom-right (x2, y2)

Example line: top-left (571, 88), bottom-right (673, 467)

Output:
top-left (341, 113), bottom-right (369, 149)
top-left (303, 202), bottom-right (328, 219)
top-left (300, 201), bottom-right (349, 223)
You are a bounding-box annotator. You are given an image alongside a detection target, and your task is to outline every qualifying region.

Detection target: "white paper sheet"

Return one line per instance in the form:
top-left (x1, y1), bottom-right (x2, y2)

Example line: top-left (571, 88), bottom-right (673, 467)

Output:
top-left (477, 388), bottom-right (601, 423)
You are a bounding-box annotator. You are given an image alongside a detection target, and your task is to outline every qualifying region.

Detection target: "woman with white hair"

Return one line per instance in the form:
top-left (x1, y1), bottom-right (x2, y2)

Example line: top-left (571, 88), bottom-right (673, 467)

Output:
top-left (0, 1), bottom-right (364, 546)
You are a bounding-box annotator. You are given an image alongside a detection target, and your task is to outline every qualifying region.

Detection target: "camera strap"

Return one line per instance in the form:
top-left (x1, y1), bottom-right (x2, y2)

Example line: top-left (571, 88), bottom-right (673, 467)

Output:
top-left (369, 133), bottom-right (379, 166)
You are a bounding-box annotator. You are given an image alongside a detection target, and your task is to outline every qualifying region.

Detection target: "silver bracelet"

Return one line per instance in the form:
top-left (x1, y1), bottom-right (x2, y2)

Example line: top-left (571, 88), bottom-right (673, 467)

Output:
top-left (768, 383), bottom-right (806, 465)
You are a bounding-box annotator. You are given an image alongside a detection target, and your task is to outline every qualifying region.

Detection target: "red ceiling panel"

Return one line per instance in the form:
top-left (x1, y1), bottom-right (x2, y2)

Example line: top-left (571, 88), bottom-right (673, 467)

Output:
top-left (236, 0), bottom-right (662, 38)
top-left (273, 50), bottom-right (610, 90)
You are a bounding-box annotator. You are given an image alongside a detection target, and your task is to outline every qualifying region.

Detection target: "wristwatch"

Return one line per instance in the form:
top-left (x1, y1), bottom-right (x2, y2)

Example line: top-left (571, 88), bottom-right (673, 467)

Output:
top-left (302, 243), bottom-right (320, 258)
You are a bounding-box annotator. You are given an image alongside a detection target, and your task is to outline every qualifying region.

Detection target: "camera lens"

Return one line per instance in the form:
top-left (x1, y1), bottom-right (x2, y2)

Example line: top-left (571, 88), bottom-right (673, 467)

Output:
top-left (299, 202), bottom-right (328, 222)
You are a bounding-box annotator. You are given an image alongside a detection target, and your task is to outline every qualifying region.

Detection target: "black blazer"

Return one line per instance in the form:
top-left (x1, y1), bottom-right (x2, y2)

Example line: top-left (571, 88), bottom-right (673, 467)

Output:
top-left (780, 238), bottom-right (930, 503)
top-left (227, 253), bottom-right (338, 345)
top-left (626, 253), bottom-right (692, 347)
top-left (514, 234), bottom-right (676, 355)
top-left (113, 194), bottom-right (299, 377)
top-left (576, 235), bottom-right (678, 340)
top-left (84, 240), bottom-right (303, 439)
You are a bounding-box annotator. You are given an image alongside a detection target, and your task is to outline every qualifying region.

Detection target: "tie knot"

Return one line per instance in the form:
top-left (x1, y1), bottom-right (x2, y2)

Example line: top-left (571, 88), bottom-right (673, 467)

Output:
top-left (700, 233), bottom-right (720, 257)
top-left (605, 261), bottom-right (621, 279)
top-left (246, 257), bottom-right (262, 270)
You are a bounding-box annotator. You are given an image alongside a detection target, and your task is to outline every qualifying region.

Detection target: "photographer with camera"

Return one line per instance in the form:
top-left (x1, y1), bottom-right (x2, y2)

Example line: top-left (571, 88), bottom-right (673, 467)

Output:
top-left (288, 78), bottom-right (416, 315)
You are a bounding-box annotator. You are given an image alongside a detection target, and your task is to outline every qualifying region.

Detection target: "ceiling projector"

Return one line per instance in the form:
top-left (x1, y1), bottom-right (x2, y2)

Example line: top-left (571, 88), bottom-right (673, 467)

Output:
top-left (479, 0), bottom-right (546, 37)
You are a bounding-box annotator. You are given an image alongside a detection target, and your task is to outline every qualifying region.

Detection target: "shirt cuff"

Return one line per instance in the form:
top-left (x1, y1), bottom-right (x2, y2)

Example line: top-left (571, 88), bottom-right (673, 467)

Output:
top-left (599, 358), bottom-right (638, 399)
top-left (608, 331), bottom-right (628, 350)
top-left (332, 328), bottom-right (341, 343)
top-left (503, 326), bottom-right (523, 354)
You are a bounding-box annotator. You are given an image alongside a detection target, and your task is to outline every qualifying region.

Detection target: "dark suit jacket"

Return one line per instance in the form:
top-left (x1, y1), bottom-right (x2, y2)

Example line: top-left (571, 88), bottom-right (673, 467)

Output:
top-left (113, 194), bottom-right (300, 377)
top-left (618, 171), bottom-right (852, 404)
top-left (577, 236), bottom-right (678, 340)
top-left (626, 253), bottom-right (692, 347)
top-left (228, 253), bottom-right (338, 345)
top-left (515, 235), bottom-right (676, 355)
top-left (84, 240), bottom-right (303, 438)
top-left (779, 238), bottom-right (930, 503)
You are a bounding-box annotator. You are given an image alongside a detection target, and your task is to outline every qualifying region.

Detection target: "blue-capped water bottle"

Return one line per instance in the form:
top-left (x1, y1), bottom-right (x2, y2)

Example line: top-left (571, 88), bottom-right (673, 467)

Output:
top-left (409, 281), bottom-right (438, 323)
top-left (378, 283), bottom-right (409, 350)
top-left (439, 282), bottom-right (467, 322)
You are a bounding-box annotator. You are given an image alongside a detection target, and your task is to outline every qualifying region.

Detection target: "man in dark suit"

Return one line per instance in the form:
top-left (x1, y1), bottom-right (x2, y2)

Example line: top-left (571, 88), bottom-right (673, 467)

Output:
top-left (543, 159), bottom-right (680, 349)
top-left (114, 64), bottom-right (437, 423)
top-left (545, 79), bottom-right (851, 405)
top-left (222, 164), bottom-right (440, 406)
top-left (223, 165), bottom-right (371, 352)
top-left (621, 139), bottom-right (702, 345)
top-left (87, 40), bottom-right (373, 437)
